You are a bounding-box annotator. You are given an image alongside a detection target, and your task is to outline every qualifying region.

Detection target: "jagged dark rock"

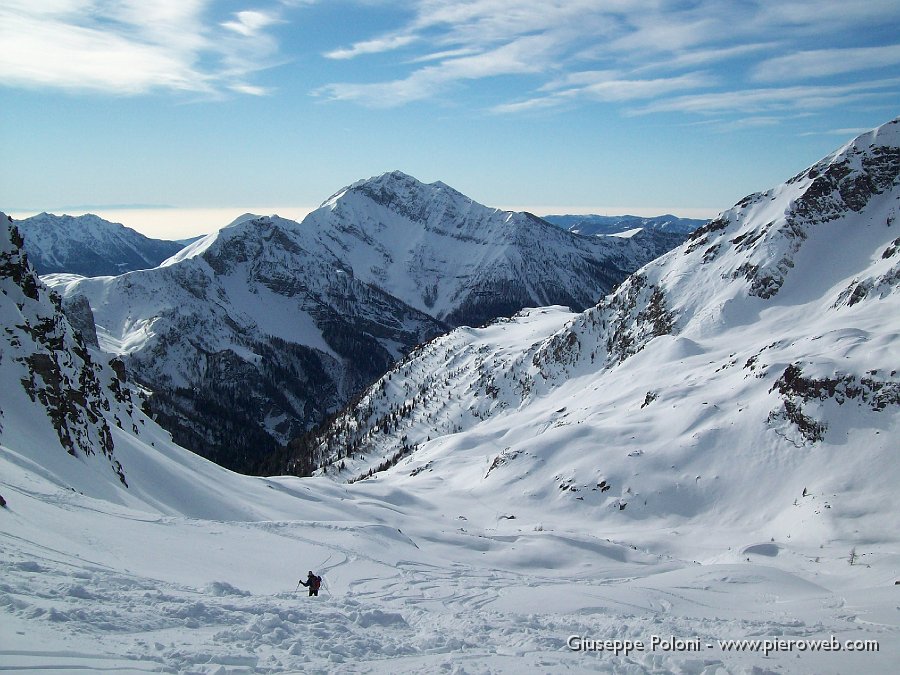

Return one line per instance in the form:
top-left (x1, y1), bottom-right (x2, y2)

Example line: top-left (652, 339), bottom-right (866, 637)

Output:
top-left (2, 217), bottom-right (133, 485)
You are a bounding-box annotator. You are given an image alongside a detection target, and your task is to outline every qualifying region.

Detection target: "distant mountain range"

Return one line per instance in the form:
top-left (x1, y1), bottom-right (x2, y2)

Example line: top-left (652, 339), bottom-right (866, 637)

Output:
top-left (543, 213), bottom-right (706, 236)
top-left (18, 204), bottom-right (696, 282)
top-left (17, 212), bottom-right (186, 276)
top-left (41, 172), bottom-right (688, 473)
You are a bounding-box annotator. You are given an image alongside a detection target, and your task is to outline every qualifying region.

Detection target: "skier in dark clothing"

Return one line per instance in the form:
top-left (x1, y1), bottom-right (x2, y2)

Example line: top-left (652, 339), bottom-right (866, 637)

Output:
top-left (300, 570), bottom-right (322, 596)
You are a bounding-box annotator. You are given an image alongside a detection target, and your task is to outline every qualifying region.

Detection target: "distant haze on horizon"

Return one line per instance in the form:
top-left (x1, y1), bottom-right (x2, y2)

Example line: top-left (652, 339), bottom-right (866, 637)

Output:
top-left (2, 1), bottom-right (898, 230)
top-left (8, 201), bottom-right (721, 241)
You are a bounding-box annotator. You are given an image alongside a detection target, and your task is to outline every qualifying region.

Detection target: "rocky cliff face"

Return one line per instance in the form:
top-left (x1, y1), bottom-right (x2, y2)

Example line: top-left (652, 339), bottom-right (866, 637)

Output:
top-left (0, 214), bottom-right (142, 486)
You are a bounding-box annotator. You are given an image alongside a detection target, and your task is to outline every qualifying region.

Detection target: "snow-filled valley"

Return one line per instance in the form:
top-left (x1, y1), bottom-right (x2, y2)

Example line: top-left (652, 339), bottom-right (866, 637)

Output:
top-left (2, 119), bottom-right (900, 674)
top-left (4, 444), bottom-right (897, 674)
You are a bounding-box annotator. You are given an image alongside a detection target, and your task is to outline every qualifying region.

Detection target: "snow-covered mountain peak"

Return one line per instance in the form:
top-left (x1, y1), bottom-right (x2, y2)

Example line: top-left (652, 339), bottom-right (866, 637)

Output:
top-left (309, 118), bottom-right (899, 495)
top-left (834, 116), bottom-right (899, 159)
top-left (623, 115), bottom-right (895, 342)
top-left (324, 170), bottom-right (470, 212)
top-left (222, 211), bottom-right (265, 229)
top-left (318, 170), bottom-right (482, 235)
top-left (17, 212), bottom-right (185, 276)
top-left (160, 213), bottom-right (301, 267)
top-left (299, 171), bottom-right (681, 327)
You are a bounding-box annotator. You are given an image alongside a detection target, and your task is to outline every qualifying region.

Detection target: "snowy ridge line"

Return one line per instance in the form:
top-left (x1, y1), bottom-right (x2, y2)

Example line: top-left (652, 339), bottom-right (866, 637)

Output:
top-left (17, 212), bottom-right (185, 276)
top-left (544, 212), bottom-right (706, 237)
top-left (44, 171), bottom-right (683, 475)
top-left (307, 118), bottom-right (900, 548)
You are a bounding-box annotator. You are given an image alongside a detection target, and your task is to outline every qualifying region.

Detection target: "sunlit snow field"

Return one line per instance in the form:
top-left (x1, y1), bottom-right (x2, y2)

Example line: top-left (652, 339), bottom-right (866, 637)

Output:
top-left (2, 383), bottom-right (897, 675)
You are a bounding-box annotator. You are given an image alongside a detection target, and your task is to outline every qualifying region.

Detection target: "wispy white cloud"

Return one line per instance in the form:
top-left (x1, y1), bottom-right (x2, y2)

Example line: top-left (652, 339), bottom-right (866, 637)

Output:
top-left (545, 70), bottom-right (713, 97)
top-left (710, 116), bottom-right (787, 132)
top-left (0, 5), bottom-right (207, 94)
top-left (492, 71), bottom-right (713, 115)
top-left (800, 127), bottom-right (877, 137)
top-left (222, 10), bottom-right (282, 38)
top-left (317, 33), bottom-right (557, 106)
top-left (632, 79), bottom-right (900, 116)
top-left (0, 0), bottom-right (292, 96)
top-left (630, 43), bottom-right (777, 74)
top-left (407, 48), bottom-right (482, 65)
top-left (753, 45), bottom-right (900, 82)
top-left (315, 0), bottom-right (900, 121)
top-left (229, 83), bottom-right (273, 96)
top-left (325, 34), bottom-right (418, 60)
top-left (12, 0), bottom-right (898, 119)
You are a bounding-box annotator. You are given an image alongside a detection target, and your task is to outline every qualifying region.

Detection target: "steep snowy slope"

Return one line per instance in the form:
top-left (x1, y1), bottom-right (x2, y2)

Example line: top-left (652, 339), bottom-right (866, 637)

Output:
top-left (309, 119), bottom-right (900, 569)
top-left (18, 212), bottom-right (185, 276)
top-left (304, 171), bottom-right (677, 327)
top-left (46, 174), bottom-right (683, 474)
top-left (46, 214), bottom-right (445, 473)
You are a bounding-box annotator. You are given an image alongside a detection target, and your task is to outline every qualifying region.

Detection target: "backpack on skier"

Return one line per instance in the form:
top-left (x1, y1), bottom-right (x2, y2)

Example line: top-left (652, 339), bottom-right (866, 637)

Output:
top-left (300, 570), bottom-right (322, 596)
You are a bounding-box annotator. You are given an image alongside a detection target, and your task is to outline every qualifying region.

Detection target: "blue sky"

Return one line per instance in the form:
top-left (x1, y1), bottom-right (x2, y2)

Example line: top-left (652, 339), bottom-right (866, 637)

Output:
top-left (2, 0), bottom-right (899, 238)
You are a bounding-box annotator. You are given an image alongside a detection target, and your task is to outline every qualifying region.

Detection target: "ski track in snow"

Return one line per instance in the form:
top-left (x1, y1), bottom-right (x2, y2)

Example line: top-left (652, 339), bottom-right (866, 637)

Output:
top-left (1, 474), bottom-right (897, 675)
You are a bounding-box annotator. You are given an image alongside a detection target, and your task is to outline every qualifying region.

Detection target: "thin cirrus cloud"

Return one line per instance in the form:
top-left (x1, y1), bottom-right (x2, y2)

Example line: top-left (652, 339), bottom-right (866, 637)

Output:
top-left (317, 33), bottom-right (558, 107)
top-left (0, 0), bottom-right (285, 96)
top-left (633, 78), bottom-right (900, 116)
top-left (314, 0), bottom-right (900, 120)
top-left (490, 72), bottom-right (715, 115)
top-left (752, 45), bottom-right (900, 82)
top-left (325, 34), bottom-right (420, 61)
